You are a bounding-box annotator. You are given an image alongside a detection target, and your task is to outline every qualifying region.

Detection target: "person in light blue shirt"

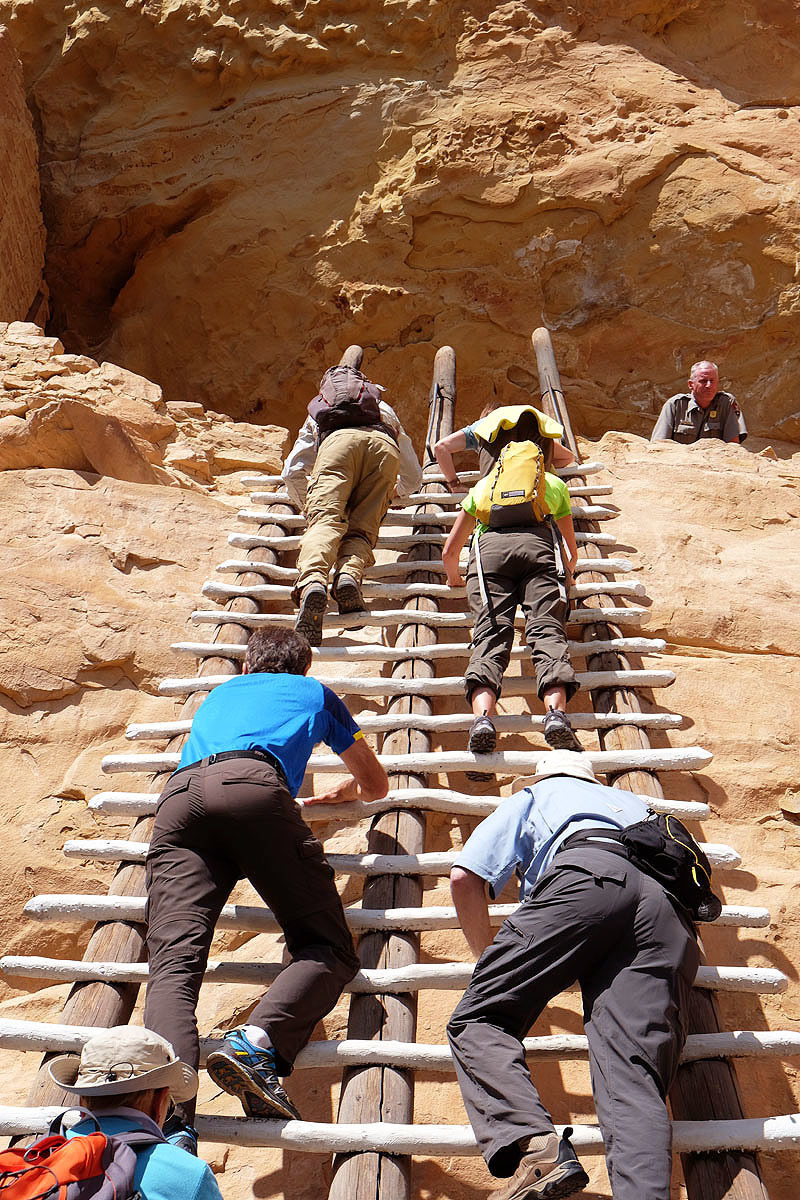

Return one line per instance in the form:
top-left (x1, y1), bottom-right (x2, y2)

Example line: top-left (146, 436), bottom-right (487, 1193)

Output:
top-left (447, 751), bottom-right (699, 1200)
top-left (50, 1024), bottom-right (222, 1198)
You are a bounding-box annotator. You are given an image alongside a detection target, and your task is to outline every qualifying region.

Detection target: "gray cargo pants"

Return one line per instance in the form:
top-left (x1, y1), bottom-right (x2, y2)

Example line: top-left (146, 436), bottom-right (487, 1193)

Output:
top-left (463, 525), bottom-right (578, 703)
top-left (447, 846), bottom-right (699, 1197)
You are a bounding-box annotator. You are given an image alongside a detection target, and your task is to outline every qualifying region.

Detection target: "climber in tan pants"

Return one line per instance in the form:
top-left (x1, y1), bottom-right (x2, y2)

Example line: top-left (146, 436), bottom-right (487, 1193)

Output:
top-left (283, 363), bottom-right (423, 644)
top-left (295, 425), bottom-right (400, 600)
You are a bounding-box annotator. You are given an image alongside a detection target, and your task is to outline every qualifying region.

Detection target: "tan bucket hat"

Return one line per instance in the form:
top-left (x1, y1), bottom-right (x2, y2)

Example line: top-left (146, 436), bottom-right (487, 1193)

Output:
top-left (48, 1026), bottom-right (198, 1102)
top-left (514, 750), bottom-right (600, 790)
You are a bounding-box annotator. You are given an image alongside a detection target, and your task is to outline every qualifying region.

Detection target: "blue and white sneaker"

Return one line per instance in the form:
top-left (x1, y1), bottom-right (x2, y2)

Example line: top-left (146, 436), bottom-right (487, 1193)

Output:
top-left (163, 1112), bottom-right (199, 1155)
top-left (206, 1029), bottom-right (301, 1121)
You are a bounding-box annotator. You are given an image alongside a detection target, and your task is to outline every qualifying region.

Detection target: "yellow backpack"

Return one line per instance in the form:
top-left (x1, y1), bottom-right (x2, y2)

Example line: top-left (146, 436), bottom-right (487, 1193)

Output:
top-left (471, 440), bottom-right (549, 528)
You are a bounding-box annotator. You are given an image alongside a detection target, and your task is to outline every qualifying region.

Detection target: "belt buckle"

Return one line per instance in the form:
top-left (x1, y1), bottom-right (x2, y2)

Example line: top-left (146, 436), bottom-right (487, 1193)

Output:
top-left (207, 753), bottom-right (218, 765)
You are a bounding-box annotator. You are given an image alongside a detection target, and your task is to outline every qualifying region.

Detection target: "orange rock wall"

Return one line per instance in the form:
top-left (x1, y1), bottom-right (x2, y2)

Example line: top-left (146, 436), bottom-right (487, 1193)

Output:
top-left (0, 28), bottom-right (45, 321)
top-left (0, 1), bottom-right (798, 441)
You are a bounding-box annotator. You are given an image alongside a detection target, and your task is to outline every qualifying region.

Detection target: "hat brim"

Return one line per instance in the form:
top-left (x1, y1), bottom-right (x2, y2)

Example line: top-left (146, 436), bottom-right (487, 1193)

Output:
top-left (48, 1055), bottom-right (198, 1103)
top-left (513, 766), bottom-right (601, 788)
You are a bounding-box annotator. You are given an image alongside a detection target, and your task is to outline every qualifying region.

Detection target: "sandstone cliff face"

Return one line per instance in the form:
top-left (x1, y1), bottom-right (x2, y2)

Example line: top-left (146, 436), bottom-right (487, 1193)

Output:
top-left (1, 1), bottom-right (798, 442)
top-left (0, 413), bottom-right (798, 1198)
top-left (0, 28), bottom-right (45, 322)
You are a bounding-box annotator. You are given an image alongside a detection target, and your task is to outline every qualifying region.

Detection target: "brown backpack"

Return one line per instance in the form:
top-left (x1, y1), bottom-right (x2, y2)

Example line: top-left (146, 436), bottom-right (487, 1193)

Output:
top-left (308, 366), bottom-right (385, 441)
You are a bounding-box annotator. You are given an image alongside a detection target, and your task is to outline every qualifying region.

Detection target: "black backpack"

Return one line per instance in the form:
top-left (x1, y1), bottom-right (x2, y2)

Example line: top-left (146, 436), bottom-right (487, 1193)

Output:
top-left (307, 365), bottom-right (384, 441)
top-left (619, 813), bottom-right (722, 923)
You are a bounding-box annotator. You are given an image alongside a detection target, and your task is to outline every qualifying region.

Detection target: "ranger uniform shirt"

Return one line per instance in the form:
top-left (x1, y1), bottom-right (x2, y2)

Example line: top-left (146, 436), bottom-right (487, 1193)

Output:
top-left (650, 391), bottom-right (747, 444)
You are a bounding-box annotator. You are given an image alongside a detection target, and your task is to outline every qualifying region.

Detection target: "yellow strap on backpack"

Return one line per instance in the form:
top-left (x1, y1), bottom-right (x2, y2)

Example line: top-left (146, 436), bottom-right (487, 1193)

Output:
top-left (471, 441), bottom-right (549, 528)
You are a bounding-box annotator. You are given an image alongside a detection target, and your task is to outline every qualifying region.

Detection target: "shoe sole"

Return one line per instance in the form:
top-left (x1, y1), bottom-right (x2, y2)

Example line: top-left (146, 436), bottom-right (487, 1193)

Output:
top-left (543, 724), bottom-right (584, 753)
top-left (468, 727), bottom-right (497, 755)
top-left (522, 1163), bottom-right (589, 1199)
top-left (334, 578), bottom-right (365, 614)
top-left (206, 1052), bottom-right (299, 1121)
top-left (294, 590), bottom-right (327, 646)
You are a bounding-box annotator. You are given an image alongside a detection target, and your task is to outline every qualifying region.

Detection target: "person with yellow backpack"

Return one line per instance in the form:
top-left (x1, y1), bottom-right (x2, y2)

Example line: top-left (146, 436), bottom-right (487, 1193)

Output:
top-left (438, 403), bottom-right (582, 768)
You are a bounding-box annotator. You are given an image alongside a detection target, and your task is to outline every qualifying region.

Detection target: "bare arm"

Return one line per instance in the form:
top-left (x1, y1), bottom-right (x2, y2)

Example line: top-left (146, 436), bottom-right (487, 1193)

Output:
top-left (551, 440), bottom-right (575, 468)
top-left (556, 513), bottom-right (578, 576)
top-left (434, 429), bottom-right (468, 491)
top-left (305, 736), bottom-right (389, 806)
top-left (450, 866), bottom-right (492, 958)
top-left (442, 508), bottom-right (475, 587)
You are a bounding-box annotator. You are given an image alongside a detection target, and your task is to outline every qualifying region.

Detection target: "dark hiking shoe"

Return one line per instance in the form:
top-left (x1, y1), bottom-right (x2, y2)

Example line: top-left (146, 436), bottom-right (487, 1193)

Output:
top-left (333, 572), bottom-right (366, 614)
top-left (489, 1129), bottom-right (589, 1200)
top-left (206, 1029), bottom-right (301, 1121)
top-left (294, 583), bottom-right (327, 646)
top-left (543, 709), bottom-right (583, 753)
top-left (163, 1112), bottom-right (199, 1156)
top-left (466, 714), bottom-right (497, 782)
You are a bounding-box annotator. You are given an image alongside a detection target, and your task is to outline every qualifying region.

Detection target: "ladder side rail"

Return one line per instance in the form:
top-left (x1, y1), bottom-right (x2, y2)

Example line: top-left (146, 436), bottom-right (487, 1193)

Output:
top-left (328, 347), bottom-right (455, 1200)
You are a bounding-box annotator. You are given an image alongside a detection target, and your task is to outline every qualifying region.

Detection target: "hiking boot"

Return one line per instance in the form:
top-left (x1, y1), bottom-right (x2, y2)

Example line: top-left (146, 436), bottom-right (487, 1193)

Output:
top-left (543, 709), bottom-right (583, 753)
top-left (206, 1029), bottom-right (301, 1121)
top-left (163, 1112), bottom-right (199, 1156)
top-left (333, 572), bottom-right (366, 615)
top-left (489, 1129), bottom-right (589, 1200)
top-left (294, 583), bottom-right (327, 647)
top-left (466, 714), bottom-right (497, 782)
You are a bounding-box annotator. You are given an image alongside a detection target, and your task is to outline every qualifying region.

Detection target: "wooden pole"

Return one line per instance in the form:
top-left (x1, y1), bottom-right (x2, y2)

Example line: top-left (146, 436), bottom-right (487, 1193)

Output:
top-left (328, 348), bottom-right (456, 1200)
top-left (532, 328), bottom-right (769, 1200)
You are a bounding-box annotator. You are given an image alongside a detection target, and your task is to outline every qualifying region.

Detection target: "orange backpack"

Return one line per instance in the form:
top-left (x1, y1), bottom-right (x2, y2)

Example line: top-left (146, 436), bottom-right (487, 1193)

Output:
top-left (0, 1113), bottom-right (160, 1199)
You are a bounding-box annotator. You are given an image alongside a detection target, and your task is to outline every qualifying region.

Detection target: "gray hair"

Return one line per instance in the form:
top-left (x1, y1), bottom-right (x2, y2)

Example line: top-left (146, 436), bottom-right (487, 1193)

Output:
top-left (689, 360), bottom-right (718, 378)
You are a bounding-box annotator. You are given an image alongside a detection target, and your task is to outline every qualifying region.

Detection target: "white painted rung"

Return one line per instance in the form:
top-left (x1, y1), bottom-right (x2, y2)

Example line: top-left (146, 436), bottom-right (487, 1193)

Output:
top-left (190, 605), bottom-right (646, 631)
top-left (0, 956), bottom-right (786, 996)
top-left (24, 893), bottom-right (765, 930)
top-left (101, 745), bottom-right (710, 777)
top-left (157, 668), bottom-right (674, 699)
top-left (250, 483), bottom-right (615, 507)
top-left (228, 530), bottom-right (619, 551)
top-left (238, 502), bottom-right (618, 528)
top-left (171, 635), bottom-right (665, 662)
top-left (127, 711), bottom-right (684, 743)
top-left (1, 1021), bottom-right (793, 1069)
top-left (2, 1108), bottom-right (800, 1154)
top-left (62, 836), bottom-right (739, 871)
top-left (215, 556), bottom-right (634, 579)
top-left (89, 786), bottom-right (711, 821)
top-left (200, 579), bottom-right (645, 605)
top-left (240, 464), bottom-right (606, 489)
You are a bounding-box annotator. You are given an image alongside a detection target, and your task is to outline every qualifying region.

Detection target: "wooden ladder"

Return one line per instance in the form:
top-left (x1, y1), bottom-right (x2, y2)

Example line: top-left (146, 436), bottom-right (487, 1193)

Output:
top-left (0, 335), bottom-right (794, 1200)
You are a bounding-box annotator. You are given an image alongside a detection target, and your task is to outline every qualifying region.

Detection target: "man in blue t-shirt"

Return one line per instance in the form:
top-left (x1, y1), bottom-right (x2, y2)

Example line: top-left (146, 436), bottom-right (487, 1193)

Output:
top-left (446, 751), bottom-right (699, 1200)
top-left (144, 628), bottom-right (388, 1143)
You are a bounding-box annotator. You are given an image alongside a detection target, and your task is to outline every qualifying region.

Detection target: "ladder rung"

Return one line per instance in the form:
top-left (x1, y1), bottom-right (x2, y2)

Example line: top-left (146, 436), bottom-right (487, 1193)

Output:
top-left (228, 530), bottom-right (619, 551)
top-left (0, 956), bottom-right (786, 996)
top-left (189, 606), bottom-right (647, 632)
top-left (127, 711), bottom-right (684, 742)
top-left (61, 839), bottom-right (740, 871)
top-left (156, 668), bottom-right (675, 699)
top-left (171, 635), bottom-right (666, 662)
top-left (215, 556), bottom-right (634, 579)
top-left (89, 786), bottom-right (711, 821)
top-left (24, 893), bottom-right (766, 931)
top-left (100, 746), bottom-right (711, 777)
top-left (200, 579), bottom-right (646, 605)
top-left (237, 503), bottom-right (618, 528)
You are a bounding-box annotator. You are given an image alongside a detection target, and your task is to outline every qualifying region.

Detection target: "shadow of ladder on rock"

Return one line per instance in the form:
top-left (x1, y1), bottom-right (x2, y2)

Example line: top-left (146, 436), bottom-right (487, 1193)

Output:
top-left (0, 338), bottom-right (793, 1200)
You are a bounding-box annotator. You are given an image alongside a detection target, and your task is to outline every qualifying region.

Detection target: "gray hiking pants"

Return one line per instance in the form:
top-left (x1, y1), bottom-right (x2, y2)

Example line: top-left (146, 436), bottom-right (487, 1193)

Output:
top-left (447, 846), bottom-right (699, 1197)
top-left (463, 526), bottom-right (578, 703)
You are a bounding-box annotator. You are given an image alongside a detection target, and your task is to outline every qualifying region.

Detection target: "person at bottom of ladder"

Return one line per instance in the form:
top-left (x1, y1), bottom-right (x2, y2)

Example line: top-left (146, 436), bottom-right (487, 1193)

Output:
top-left (447, 751), bottom-right (700, 1200)
top-left (441, 432), bottom-right (582, 771)
top-left (143, 628), bottom-right (388, 1141)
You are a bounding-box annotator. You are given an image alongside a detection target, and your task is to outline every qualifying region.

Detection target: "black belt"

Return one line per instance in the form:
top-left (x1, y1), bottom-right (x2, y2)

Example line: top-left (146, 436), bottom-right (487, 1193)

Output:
top-left (557, 825), bottom-right (628, 860)
top-left (171, 748), bottom-right (289, 791)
